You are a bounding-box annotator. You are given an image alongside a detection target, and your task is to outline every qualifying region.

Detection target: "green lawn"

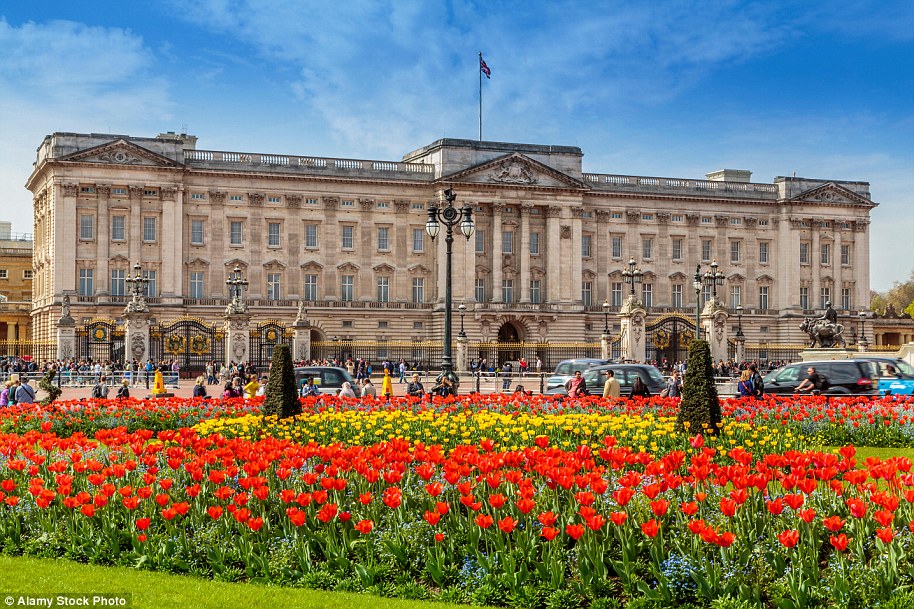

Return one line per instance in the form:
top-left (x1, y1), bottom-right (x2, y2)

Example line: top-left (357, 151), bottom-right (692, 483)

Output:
top-left (848, 445), bottom-right (914, 461)
top-left (0, 556), bottom-right (471, 609)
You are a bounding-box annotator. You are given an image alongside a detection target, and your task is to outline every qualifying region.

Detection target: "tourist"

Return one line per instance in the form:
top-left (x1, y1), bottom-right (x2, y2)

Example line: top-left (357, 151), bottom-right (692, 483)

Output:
top-left (629, 377), bottom-right (651, 399)
top-left (361, 377), bottom-right (377, 398)
top-left (116, 379), bottom-right (130, 399)
top-left (398, 359), bottom-right (407, 383)
top-left (501, 361), bottom-right (512, 390)
top-left (737, 370), bottom-right (754, 397)
top-left (749, 363), bottom-right (765, 397)
top-left (243, 374), bottom-right (259, 399)
top-left (0, 380), bottom-right (12, 407)
top-left (91, 375), bottom-right (109, 399)
top-left (435, 376), bottom-right (455, 397)
top-left (565, 370), bottom-right (588, 398)
top-left (222, 381), bottom-right (235, 399)
top-left (406, 373), bottom-right (425, 397)
top-left (339, 382), bottom-right (356, 398)
top-left (300, 376), bottom-right (320, 397)
top-left (796, 366), bottom-right (825, 395)
top-left (665, 370), bottom-right (682, 398)
top-left (15, 378), bottom-right (35, 404)
top-left (602, 370), bottom-right (621, 398)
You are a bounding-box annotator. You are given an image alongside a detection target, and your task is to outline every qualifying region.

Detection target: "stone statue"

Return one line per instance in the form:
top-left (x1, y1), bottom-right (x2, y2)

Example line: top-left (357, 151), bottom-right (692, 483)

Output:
top-left (125, 289), bottom-right (149, 314)
top-left (294, 301), bottom-right (308, 324)
top-left (801, 301), bottom-right (845, 348)
top-left (61, 294), bottom-right (71, 318)
top-left (224, 297), bottom-right (248, 316)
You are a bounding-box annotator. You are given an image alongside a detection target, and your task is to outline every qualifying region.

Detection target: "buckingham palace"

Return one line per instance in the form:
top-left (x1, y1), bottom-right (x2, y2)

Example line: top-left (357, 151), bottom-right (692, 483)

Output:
top-left (24, 131), bottom-right (878, 367)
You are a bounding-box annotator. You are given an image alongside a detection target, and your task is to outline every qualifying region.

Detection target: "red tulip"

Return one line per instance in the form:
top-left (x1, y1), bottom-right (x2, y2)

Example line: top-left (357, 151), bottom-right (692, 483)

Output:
top-left (541, 526), bottom-right (559, 541)
top-left (641, 519), bottom-right (659, 538)
top-left (680, 501), bottom-right (698, 516)
top-left (610, 511), bottom-right (628, 526)
top-left (846, 498), bottom-right (867, 519)
top-left (135, 517), bottom-right (151, 531)
top-left (434, 533), bottom-right (445, 542)
top-left (539, 511), bottom-right (557, 527)
top-left (799, 509), bottom-right (816, 524)
top-left (823, 515), bottom-right (844, 532)
top-left (716, 531), bottom-right (735, 548)
top-left (516, 498), bottom-right (536, 514)
top-left (355, 519), bottom-right (374, 535)
top-left (208, 506), bottom-right (223, 520)
top-left (650, 499), bottom-right (670, 517)
top-left (566, 524), bottom-right (585, 540)
top-left (778, 529), bottom-right (800, 548)
top-left (286, 507), bottom-right (306, 527)
top-left (423, 510), bottom-right (442, 526)
top-left (475, 514), bottom-right (494, 529)
top-left (873, 510), bottom-right (895, 528)
top-left (876, 527), bottom-right (894, 544)
top-left (498, 516), bottom-right (517, 534)
top-left (766, 498), bottom-right (784, 515)
top-left (248, 517), bottom-right (264, 532)
top-left (830, 533), bottom-right (849, 551)
top-left (719, 498), bottom-right (737, 518)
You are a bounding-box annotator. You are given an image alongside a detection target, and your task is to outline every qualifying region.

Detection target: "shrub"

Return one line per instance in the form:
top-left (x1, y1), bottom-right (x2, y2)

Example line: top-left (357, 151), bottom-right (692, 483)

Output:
top-left (262, 344), bottom-right (300, 418)
top-left (676, 339), bottom-right (721, 435)
top-left (38, 368), bottom-right (62, 407)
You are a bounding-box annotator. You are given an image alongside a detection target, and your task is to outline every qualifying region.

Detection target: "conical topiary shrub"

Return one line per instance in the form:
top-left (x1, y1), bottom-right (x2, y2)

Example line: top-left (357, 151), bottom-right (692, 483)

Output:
top-left (262, 344), bottom-right (301, 418)
top-left (676, 339), bottom-right (721, 435)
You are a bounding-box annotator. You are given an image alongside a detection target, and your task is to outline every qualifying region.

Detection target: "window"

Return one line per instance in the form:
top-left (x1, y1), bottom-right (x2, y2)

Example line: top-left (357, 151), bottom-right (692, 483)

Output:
top-left (0, 269), bottom-right (8, 279)
top-left (342, 226), bottom-right (354, 249)
top-left (759, 242), bottom-right (769, 264)
top-left (820, 243), bottom-right (830, 265)
top-left (78, 269), bottom-right (94, 295)
top-left (267, 273), bottom-right (281, 300)
top-left (475, 278), bottom-right (485, 303)
top-left (112, 188), bottom-right (126, 196)
top-left (730, 218), bottom-right (741, 225)
top-left (412, 277), bottom-right (425, 303)
top-left (376, 276), bottom-right (389, 302)
top-left (268, 196), bottom-right (281, 204)
top-left (268, 222), bottom-right (281, 247)
top-left (820, 287), bottom-right (831, 309)
top-left (412, 228), bottom-right (424, 253)
top-left (475, 230), bottom-right (485, 253)
top-left (110, 270), bottom-right (125, 297)
top-left (641, 284), bottom-right (652, 307)
top-left (672, 215), bottom-right (683, 222)
top-left (730, 240), bottom-right (741, 263)
top-left (229, 195), bottom-right (243, 202)
top-left (80, 186), bottom-right (95, 194)
top-left (841, 244), bottom-right (851, 265)
top-left (800, 287), bottom-right (809, 310)
top-left (502, 279), bottom-right (514, 303)
top-left (22, 270), bottom-right (34, 280)
top-left (642, 238), bottom-right (653, 259)
top-left (191, 193), bottom-right (205, 200)
top-left (413, 321), bottom-right (424, 329)
top-left (672, 238), bottom-right (682, 261)
top-left (701, 240), bottom-right (712, 262)
top-left (529, 280), bottom-right (541, 304)
top-left (377, 227), bottom-right (389, 251)
top-left (582, 235), bottom-right (592, 257)
top-left (304, 275), bottom-right (318, 301)
top-left (642, 214), bottom-right (653, 221)
top-left (142, 217), bottom-right (157, 242)
top-left (529, 232), bottom-right (540, 255)
top-left (759, 219), bottom-right (769, 226)
top-left (230, 221), bottom-right (243, 245)
top-left (143, 271), bottom-right (156, 297)
top-left (190, 220), bottom-right (204, 245)
top-left (341, 275), bottom-right (354, 302)
top-left (502, 231), bottom-right (514, 254)
top-left (378, 321), bottom-right (388, 329)
top-left (581, 281), bottom-right (592, 306)
top-left (305, 224), bottom-right (318, 248)
top-left (611, 212), bottom-right (622, 219)
top-left (702, 285), bottom-right (711, 306)
top-left (189, 272), bottom-right (204, 299)
top-left (79, 215), bottom-right (94, 240)
top-left (306, 198), bottom-right (318, 205)
top-left (143, 189), bottom-right (158, 197)
top-left (342, 200), bottom-right (354, 207)
top-left (111, 216), bottom-right (125, 241)
top-left (701, 217), bottom-right (713, 224)
top-left (611, 236), bottom-right (622, 258)
top-left (611, 282), bottom-right (623, 307)
top-left (800, 242), bottom-right (810, 264)
top-left (411, 203), bottom-right (424, 210)
top-left (759, 286), bottom-right (769, 310)
top-left (671, 284), bottom-right (683, 308)
top-left (730, 285), bottom-right (741, 308)
top-left (842, 288), bottom-right (851, 310)
top-left (377, 201), bottom-right (389, 209)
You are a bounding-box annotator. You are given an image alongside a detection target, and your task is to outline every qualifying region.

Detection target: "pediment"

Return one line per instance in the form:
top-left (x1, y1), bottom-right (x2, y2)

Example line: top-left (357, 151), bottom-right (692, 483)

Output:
top-left (728, 273), bottom-right (745, 282)
top-left (109, 255), bottom-right (130, 264)
top-left (788, 183), bottom-right (875, 207)
top-left (756, 274), bottom-right (774, 283)
top-left (668, 272), bottom-right (688, 281)
top-left (300, 261), bottom-right (323, 271)
top-left (373, 263), bottom-right (396, 274)
top-left (263, 259), bottom-right (287, 269)
top-left (185, 257), bottom-right (209, 267)
top-left (337, 262), bottom-right (360, 272)
top-left (439, 153), bottom-right (588, 190)
top-left (59, 139), bottom-right (183, 168)
top-left (225, 259), bottom-right (248, 269)
top-left (408, 264), bottom-right (430, 274)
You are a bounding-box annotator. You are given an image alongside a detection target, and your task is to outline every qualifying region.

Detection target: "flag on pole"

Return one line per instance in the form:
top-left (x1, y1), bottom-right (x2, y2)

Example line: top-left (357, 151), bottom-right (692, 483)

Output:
top-left (479, 55), bottom-right (491, 78)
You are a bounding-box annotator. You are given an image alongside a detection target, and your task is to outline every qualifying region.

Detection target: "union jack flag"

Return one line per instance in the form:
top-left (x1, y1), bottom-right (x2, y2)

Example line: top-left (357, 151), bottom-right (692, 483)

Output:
top-left (479, 56), bottom-right (491, 78)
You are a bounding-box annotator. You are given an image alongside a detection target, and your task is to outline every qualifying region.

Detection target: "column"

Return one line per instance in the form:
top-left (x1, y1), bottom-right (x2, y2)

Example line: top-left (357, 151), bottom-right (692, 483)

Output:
top-left (57, 184), bottom-right (79, 294)
top-left (519, 205), bottom-right (532, 303)
top-left (701, 303), bottom-right (729, 363)
top-left (456, 334), bottom-right (468, 373)
top-left (56, 314), bottom-right (76, 361)
top-left (96, 185), bottom-right (111, 295)
top-left (292, 319), bottom-right (311, 362)
top-left (208, 191), bottom-right (227, 298)
top-left (490, 205), bottom-right (504, 302)
top-left (596, 211), bottom-right (610, 302)
top-left (855, 221), bottom-right (870, 308)
top-left (124, 311), bottom-right (151, 363)
top-left (774, 210), bottom-right (795, 310)
top-left (162, 187), bottom-right (184, 299)
top-left (6, 322), bottom-right (16, 341)
top-left (546, 206), bottom-right (562, 303)
top-left (811, 221), bottom-right (821, 310)
top-left (618, 301), bottom-right (646, 362)
top-left (571, 208), bottom-right (583, 304)
top-left (224, 313), bottom-right (252, 365)
top-left (128, 187), bottom-right (143, 269)
top-left (323, 197), bottom-right (339, 299)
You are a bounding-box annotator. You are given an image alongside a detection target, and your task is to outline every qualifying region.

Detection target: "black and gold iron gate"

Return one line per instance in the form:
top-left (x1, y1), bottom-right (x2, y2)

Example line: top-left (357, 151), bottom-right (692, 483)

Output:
top-left (249, 320), bottom-right (293, 370)
top-left (150, 316), bottom-right (225, 378)
top-left (645, 315), bottom-right (696, 365)
top-left (77, 319), bottom-right (125, 363)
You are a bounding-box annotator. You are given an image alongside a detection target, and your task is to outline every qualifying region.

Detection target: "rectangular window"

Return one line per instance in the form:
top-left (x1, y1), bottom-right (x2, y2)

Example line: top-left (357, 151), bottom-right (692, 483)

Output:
top-left (582, 235), bottom-right (592, 257)
top-left (611, 236), bottom-right (622, 258)
top-left (730, 217), bottom-right (742, 225)
top-left (642, 214), bottom-right (653, 221)
top-left (306, 198), bottom-right (318, 205)
top-left (611, 282), bottom-right (623, 307)
top-left (821, 243), bottom-right (830, 265)
top-left (730, 285), bottom-right (741, 308)
top-left (110, 270), bottom-right (125, 296)
top-left (475, 278), bottom-right (485, 303)
top-left (143, 189), bottom-right (158, 197)
top-left (502, 279), bottom-right (514, 303)
top-left (230, 221), bottom-right (243, 245)
top-left (342, 226), bottom-right (354, 249)
top-left (376, 276), bottom-right (390, 302)
top-left (112, 188), bottom-right (126, 196)
top-left (759, 286), bottom-right (769, 310)
top-left (730, 240), bottom-right (741, 263)
top-left (671, 284), bottom-right (683, 308)
top-left (702, 285), bottom-right (711, 306)
top-left (412, 228), bottom-right (424, 253)
top-left (229, 194), bottom-right (243, 202)
top-left (341, 275), bottom-right (354, 302)
top-left (759, 219), bottom-right (769, 226)
top-left (842, 288), bottom-right (851, 310)
top-left (412, 277), bottom-right (425, 303)
top-left (529, 280), bottom-right (541, 304)
top-left (190, 193), bottom-right (205, 200)
top-left (189, 272), bottom-right (204, 299)
top-left (475, 229), bottom-right (485, 253)
top-left (143, 271), bottom-right (156, 297)
top-left (820, 287), bottom-right (831, 309)
top-left (79, 215), bottom-right (94, 240)
top-left (701, 240), bottom-right (712, 262)
top-left (188, 220), bottom-right (204, 245)
top-left (611, 212), bottom-right (622, 219)
top-left (581, 281), bottom-right (592, 306)
top-left (143, 217), bottom-right (157, 242)
top-left (22, 270), bottom-right (34, 280)
top-left (672, 238), bottom-right (683, 261)
top-left (800, 287), bottom-right (809, 310)
top-left (800, 242), bottom-right (810, 264)
top-left (304, 275), bottom-right (318, 301)
top-left (377, 227), bottom-right (389, 251)
top-left (641, 284), bottom-right (652, 307)
top-left (268, 196), bottom-right (281, 204)
top-left (268, 222), bottom-right (281, 247)
top-left (502, 231), bottom-right (514, 254)
top-left (672, 215), bottom-right (683, 222)
top-left (305, 224), bottom-right (318, 248)
top-left (267, 273), bottom-right (281, 300)
top-left (841, 244), bottom-right (851, 265)
top-left (759, 242), bottom-right (769, 264)
top-left (701, 217), bottom-right (713, 224)
top-left (642, 237), bottom-right (653, 260)
top-left (78, 269), bottom-right (94, 295)
top-left (529, 232), bottom-right (540, 255)
top-left (342, 200), bottom-right (354, 207)
top-left (111, 216), bottom-right (125, 241)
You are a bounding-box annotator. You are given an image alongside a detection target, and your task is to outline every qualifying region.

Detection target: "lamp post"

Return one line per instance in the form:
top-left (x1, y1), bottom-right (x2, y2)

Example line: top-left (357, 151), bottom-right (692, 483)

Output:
top-left (458, 303), bottom-right (467, 338)
top-left (693, 265), bottom-right (703, 339)
top-left (426, 188), bottom-right (475, 385)
top-left (225, 265), bottom-right (249, 302)
top-left (858, 311), bottom-right (869, 350)
top-left (125, 261), bottom-right (149, 301)
top-left (735, 304), bottom-right (744, 339)
top-left (602, 300), bottom-right (610, 334)
top-left (705, 259), bottom-right (725, 301)
top-left (621, 256), bottom-right (643, 297)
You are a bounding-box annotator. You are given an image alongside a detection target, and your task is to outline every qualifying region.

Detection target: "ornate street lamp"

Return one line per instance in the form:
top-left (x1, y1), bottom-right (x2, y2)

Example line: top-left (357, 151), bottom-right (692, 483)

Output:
top-left (693, 265), bottom-right (703, 339)
top-left (125, 261), bottom-right (149, 300)
top-left (226, 265), bottom-right (249, 301)
top-left (426, 188), bottom-right (475, 386)
top-left (858, 311), bottom-right (869, 349)
top-left (704, 259), bottom-right (725, 301)
top-left (458, 303), bottom-right (467, 338)
top-left (602, 300), bottom-right (610, 334)
top-left (735, 304), bottom-right (745, 339)
top-left (621, 256), bottom-right (643, 296)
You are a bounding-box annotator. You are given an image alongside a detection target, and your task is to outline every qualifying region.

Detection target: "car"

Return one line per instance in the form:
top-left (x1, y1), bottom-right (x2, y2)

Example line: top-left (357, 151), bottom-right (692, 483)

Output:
top-left (546, 363), bottom-right (667, 396)
top-left (857, 357), bottom-right (914, 396)
top-left (761, 360), bottom-right (878, 396)
top-left (293, 366), bottom-right (357, 395)
top-left (545, 358), bottom-right (612, 392)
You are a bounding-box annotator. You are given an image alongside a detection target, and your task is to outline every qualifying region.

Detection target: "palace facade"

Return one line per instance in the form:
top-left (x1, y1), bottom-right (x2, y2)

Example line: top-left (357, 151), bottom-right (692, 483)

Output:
top-left (26, 132), bottom-right (878, 361)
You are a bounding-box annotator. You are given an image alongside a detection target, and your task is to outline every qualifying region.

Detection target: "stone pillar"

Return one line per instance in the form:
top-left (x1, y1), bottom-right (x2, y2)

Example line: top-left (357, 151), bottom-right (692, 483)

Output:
top-left (519, 205), bottom-right (532, 303)
top-left (6, 322), bottom-right (16, 341)
top-left (735, 335), bottom-right (745, 364)
top-left (96, 185), bottom-right (111, 295)
top-left (224, 314), bottom-right (252, 365)
top-left (571, 208), bottom-right (583, 304)
top-left (546, 206), bottom-right (562, 303)
top-left (490, 205), bottom-right (504, 302)
top-left (56, 315), bottom-right (76, 361)
top-left (601, 332), bottom-right (611, 360)
top-left (292, 320), bottom-right (312, 362)
top-left (701, 301), bottom-right (729, 363)
top-left (124, 311), bottom-right (151, 363)
top-left (456, 334), bottom-right (469, 374)
top-left (618, 297), bottom-right (646, 362)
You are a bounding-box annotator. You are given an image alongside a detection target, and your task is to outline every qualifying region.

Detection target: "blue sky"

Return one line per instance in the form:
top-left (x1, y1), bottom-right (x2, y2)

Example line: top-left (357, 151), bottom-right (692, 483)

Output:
top-left (1, 1), bottom-right (911, 291)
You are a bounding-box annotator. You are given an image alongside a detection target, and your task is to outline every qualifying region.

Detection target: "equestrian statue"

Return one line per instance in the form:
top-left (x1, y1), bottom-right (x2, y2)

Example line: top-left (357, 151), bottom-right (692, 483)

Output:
top-left (800, 301), bottom-right (846, 348)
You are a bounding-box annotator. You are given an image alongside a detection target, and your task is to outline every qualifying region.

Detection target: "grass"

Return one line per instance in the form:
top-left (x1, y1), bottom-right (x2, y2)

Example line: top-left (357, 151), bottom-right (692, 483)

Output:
top-left (0, 556), bottom-right (472, 609)
top-left (851, 445), bottom-right (914, 461)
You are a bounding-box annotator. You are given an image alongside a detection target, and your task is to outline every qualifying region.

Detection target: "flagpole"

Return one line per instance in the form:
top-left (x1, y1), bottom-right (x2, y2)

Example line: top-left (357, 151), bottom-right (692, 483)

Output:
top-left (478, 52), bottom-right (483, 141)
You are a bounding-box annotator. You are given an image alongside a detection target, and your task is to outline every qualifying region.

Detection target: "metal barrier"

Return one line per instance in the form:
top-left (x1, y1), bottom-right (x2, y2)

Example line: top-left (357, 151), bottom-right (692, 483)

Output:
top-left (0, 370), bottom-right (181, 389)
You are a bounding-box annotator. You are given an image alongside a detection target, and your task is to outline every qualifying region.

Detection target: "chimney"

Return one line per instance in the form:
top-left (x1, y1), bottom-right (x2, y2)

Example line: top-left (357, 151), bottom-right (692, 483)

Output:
top-left (706, 169), bottom-right (752, 183)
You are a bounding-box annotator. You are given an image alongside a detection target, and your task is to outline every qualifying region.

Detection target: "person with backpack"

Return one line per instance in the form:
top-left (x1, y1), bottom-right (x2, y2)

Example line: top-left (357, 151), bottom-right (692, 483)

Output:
top-left (116, 379), bottom-right (130, 399)
top-left (91, 375), bottom-right (110, 399)
top-left (797, 366), bottom-right (828, 395)
top-left (749, 363), bottom-right (765, 398)
top-left (14, 378), bottom-right (34, 404)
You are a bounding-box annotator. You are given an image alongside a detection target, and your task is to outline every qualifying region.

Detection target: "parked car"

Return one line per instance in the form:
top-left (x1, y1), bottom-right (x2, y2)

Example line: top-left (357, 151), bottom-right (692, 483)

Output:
top-left (545, 358), bottom-right (612, 392)
top-left (293, 366), bottom-right (357, 395)
top-left (546, 363), bottom-right (666, 396)
top-left (761, 360), bottom-right (878, 396)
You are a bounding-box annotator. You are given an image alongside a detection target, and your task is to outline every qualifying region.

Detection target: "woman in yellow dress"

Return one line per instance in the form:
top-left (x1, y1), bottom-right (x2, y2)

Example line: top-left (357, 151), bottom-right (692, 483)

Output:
top-left (381, 370), bottom-right (393, 399)
top-left (243, 374), bottom-right (260, 399)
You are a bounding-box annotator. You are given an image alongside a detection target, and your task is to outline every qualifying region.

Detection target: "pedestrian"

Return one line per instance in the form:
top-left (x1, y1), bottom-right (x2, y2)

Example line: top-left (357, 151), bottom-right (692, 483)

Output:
top-left (144, 359), bottom-right (153, 389)
top-left (15, 377), bottom-right (36, 404)
top-left (243, 374), bottom-right (259, 399)
top-left (398, 360), bottom-right (407, 383)
top-left (0, 380), bottom-right (12, 407)
top-left (339, 382), bottom-right (356, 398)
top-left (116, 379), bottom-right (130, 399)
top-left (629, 377), bottom-right (651, 399)
top-left (91, 375), bottom-right (109, 399)
top-left (737, 369), bottom-right (754, 397)
top-left (665, 370), bottom-right (682, 398)
top-left (565, 370), bottom-right (589, 398)
top-left (361, 377), bottom-right (377, 398)
top-left (501, 361), bottom-right (512, 390)
top-left (300, 376), bottom-right (320, 397)
top-left (749, 363), bottom-right (765, 398)
top-left (602, 370), bottom-right (620, 398)
top-left (406, 373), bottom-right (425, 397)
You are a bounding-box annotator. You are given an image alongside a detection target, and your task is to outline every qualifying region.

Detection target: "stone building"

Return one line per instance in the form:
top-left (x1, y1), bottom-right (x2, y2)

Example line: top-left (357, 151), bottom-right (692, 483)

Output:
top-left (0, 221), bottom-right (33, 343)
top-left (26, 132), bottom-right (877, 365)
